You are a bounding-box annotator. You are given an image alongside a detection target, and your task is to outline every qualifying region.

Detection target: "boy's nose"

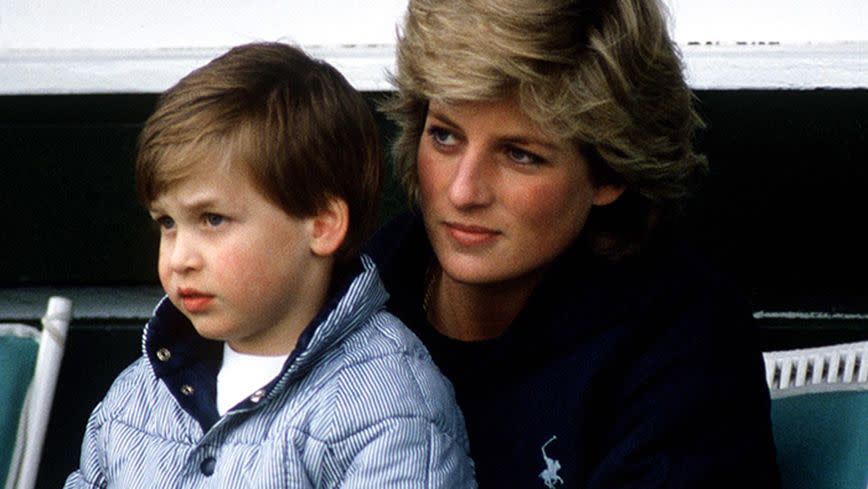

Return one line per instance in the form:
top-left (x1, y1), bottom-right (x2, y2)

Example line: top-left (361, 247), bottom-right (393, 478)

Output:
top-left (164, 233), bottom-right (203, 273)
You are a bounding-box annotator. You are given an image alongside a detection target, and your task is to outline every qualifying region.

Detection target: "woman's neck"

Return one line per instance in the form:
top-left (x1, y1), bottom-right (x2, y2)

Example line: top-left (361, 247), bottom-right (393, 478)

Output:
top-left (426, 267), bottom-right (544, 341)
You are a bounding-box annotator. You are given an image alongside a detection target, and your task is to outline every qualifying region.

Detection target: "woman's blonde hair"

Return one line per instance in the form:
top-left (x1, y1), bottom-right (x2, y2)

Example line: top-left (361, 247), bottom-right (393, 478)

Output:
top-left (384, 0), bottom-right (707, 257)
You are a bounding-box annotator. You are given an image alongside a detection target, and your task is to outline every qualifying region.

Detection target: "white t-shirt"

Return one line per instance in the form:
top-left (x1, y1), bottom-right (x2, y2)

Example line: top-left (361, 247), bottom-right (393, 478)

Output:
top-left (216, 343), bottom-right (289, 416)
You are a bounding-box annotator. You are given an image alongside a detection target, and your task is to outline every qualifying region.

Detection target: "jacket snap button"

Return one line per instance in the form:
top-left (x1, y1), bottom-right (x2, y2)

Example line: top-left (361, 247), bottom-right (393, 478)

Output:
top-left (156, 348), bottom-right (171, 362)
top-left (200, 456), bottom-right (216, 476)
top-left (180, 384), bottom-right (195, 396)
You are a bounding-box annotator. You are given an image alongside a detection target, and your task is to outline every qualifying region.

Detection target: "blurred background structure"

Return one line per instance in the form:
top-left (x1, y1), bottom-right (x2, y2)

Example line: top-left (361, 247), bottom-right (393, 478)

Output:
top-left (0, 1), bottom-right (865, 486)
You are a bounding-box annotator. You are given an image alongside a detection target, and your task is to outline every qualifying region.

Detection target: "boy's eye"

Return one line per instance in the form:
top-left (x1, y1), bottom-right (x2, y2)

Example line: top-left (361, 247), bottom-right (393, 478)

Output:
top-left (204, 213), bottom-right (225, 227)
top-left (155, 216), bottom-right (175, 230)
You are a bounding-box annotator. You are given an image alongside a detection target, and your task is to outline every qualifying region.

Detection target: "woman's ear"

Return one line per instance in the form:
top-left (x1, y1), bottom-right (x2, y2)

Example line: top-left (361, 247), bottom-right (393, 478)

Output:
top-left (310, 197), bottom-right (349, 257)
top-left (592, 184), bottom-right (626, 207)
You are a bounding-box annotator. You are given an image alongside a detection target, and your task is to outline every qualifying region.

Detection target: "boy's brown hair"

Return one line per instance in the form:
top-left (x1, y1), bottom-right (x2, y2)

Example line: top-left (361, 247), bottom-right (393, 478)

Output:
top-left (136, 42), bottom-right (382, 261)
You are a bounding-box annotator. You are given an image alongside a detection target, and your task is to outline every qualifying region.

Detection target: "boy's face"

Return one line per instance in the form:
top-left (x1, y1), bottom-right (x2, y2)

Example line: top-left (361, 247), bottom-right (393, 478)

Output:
top-left (148, 163), bottom-right (323, 355)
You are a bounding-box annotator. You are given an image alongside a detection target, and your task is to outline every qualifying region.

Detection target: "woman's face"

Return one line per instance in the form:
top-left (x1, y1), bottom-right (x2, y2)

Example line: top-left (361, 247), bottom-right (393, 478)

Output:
top-left (417, 96), bottom-right (622, 286)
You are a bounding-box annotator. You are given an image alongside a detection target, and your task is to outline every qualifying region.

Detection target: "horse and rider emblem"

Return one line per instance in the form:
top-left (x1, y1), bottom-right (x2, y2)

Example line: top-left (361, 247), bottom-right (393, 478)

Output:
top-left (539, 435), bottom-right (564, 488)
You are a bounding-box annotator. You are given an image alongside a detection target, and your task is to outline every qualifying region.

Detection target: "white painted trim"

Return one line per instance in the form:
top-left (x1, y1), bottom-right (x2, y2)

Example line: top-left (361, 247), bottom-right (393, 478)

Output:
top-left (0, 42), bottom-right (864, 94)
top-left (0, 44), bottom-right (395, 94)
top-left (4, 285), bottom-right (866, 323)
top-left (0, 287), bottom-right (164, 321)
top-left (681, 42), bottom-right (867, 90)
top-left (754, 311), bottom-right (868, 321)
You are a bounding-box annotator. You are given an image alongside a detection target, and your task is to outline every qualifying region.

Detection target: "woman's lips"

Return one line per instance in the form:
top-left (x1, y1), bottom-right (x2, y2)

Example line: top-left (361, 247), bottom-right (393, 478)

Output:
top-left (178, 289), bottom-right (214, 313)
top-left (444, 222), bottom-right (500, 247)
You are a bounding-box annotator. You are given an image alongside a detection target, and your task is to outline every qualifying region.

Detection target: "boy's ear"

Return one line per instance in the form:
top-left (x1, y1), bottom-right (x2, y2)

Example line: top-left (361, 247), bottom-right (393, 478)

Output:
top-left (309, 197), bottom-right (349, 257)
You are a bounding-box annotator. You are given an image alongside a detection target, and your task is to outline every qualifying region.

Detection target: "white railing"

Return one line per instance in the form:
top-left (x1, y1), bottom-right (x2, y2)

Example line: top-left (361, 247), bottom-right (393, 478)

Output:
top-left (763, 340), bottom-right (868, 398)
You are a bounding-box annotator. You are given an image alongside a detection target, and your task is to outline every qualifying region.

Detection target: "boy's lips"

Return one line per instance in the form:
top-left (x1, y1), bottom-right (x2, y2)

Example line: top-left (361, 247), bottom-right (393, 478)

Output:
top-left (177, 288), bottom-right (214, 313)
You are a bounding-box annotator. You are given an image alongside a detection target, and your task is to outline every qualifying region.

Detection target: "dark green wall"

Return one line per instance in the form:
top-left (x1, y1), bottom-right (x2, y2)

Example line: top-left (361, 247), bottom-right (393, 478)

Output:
top-left (3, 91), bottom-right (866, 310)
top-left (687, 90), bottom-right (868, 313)
top-left (1, 90), bottom-right (867, 488)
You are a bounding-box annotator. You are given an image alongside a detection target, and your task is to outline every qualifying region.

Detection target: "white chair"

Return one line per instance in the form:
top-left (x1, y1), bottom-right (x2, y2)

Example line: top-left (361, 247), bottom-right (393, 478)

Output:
top-left (763, 340), bottom-right (868, 489)
top-left (1, 296), bottom-right (72, 489)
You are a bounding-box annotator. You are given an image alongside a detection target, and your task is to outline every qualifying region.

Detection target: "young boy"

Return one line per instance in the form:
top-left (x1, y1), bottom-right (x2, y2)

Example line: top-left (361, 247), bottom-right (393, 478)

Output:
top-left (64, 42), bottom-right (476, 488)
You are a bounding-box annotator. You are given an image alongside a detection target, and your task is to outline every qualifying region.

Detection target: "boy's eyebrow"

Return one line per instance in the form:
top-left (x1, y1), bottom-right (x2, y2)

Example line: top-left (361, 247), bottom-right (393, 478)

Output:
top-left (148, 194), bottom-right (224, 215)
top-left (181, 196), bottom-right (221, 211)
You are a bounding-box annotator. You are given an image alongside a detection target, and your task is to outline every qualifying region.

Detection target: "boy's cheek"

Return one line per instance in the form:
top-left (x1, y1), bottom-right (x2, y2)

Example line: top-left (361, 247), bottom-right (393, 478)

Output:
top-left (213, 251), bottom-right (272, 296)
top-left (157, 256), bottom-right (173, 292)
top-left (217, 249), bottom-right (261, 283)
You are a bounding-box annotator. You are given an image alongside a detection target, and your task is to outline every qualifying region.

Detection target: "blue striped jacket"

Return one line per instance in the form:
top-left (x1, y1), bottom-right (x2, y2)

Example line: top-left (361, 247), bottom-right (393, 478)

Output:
top-left (64, 256), bottom-right (476, 488)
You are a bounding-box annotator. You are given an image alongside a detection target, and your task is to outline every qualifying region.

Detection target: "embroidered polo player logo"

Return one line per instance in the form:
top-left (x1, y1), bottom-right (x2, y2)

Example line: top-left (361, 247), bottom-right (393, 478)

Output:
top-left (539, 435), bottom-right (564, 488)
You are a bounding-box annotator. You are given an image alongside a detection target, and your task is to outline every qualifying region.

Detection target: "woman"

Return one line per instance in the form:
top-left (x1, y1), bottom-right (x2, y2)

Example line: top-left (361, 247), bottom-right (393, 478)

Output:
top-left (368, 0), bottom-right (780, 487)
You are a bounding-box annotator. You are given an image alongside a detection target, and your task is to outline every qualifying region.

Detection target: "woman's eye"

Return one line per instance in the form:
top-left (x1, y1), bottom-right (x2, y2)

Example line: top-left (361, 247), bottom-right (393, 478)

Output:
top-left (428, 126), bottom-right (457, 147)
top-left (507, 147), bottom-right (542, 165)
top-left (204, 213), bottom-right (225, 227)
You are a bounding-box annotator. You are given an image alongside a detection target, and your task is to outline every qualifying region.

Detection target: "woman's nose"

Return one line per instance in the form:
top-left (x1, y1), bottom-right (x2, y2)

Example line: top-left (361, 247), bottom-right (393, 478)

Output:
top-left (447, 149), bottom-right (494, 209)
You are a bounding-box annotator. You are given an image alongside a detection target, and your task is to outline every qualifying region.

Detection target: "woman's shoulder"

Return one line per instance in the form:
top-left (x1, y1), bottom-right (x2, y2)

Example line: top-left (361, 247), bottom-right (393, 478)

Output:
top-left (532, 230), bottom-right (756, 363)
top-left (608, 227), bottom-right (749, 316)
top-left (586, 232), bottom-right (763, 384)
top-left (642, 233), bottom-right (753, 326)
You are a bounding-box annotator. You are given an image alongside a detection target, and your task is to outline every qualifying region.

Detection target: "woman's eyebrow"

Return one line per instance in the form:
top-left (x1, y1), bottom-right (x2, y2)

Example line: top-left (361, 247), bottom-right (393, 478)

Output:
top-left (429, 107), bottom-right (561, 152)
top-left (427, 109), bottom-right (462, 130)
top-left (498, 135), bottom-right (559, 152)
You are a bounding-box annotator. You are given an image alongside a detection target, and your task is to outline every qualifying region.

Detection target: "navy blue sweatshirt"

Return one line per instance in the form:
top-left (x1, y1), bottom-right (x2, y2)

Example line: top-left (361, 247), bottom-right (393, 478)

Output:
top-left (367, 211), bottom-right (780, 489)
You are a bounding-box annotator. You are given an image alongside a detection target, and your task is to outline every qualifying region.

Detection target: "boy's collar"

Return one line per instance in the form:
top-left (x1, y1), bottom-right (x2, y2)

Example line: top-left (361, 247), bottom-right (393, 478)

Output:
top-left (141, 254), bottom-right (383, 432)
